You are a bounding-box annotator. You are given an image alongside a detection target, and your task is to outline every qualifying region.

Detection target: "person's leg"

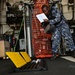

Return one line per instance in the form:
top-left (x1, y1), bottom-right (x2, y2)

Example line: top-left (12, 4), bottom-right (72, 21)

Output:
top-left (61, 23), bottom-right (75, 57)
top-left (51, 27), bottom-right (61, 59)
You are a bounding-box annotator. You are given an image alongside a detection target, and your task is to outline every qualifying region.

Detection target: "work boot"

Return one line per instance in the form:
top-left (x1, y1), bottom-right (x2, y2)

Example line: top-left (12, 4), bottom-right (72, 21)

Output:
top-left (50, 52), bottom-right (59, 60)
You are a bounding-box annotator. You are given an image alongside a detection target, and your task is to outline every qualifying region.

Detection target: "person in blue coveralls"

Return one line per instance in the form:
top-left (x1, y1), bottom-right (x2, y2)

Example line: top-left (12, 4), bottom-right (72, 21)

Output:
top-left (41, 2), bottom-right (75, 60)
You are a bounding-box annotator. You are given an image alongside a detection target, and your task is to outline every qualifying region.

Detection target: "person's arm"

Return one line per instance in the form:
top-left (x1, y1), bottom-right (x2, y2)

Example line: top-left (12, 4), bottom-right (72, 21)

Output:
top-left (49, 6), bottom-right (61, 25)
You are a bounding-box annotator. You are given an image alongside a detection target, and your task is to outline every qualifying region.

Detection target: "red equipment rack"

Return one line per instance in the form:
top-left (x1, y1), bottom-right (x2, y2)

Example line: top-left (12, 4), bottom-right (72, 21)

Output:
top-left (32, 0), bottom-right (52, 58)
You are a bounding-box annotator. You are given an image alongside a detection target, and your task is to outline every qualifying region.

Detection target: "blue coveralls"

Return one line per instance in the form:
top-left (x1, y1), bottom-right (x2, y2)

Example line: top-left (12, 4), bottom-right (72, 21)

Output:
top-left (49, 4), bottom-right (75, 53)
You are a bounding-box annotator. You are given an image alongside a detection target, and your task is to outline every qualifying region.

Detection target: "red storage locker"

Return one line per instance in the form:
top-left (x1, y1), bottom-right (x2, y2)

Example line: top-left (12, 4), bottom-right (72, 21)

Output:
top-left (31, 0), bottom-right (52, 58)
